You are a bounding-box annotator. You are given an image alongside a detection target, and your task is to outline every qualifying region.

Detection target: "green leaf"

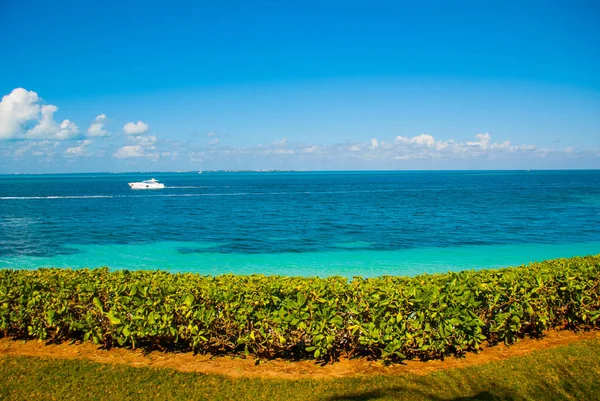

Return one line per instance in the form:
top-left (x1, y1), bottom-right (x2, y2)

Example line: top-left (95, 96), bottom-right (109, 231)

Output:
top-left (106, 311), bottom-right (122, 325)
top-left (93, 297), bottom-right (103, 311)
top-left (183, 294), bottom-right (194, 307)
top-left (330, 315), bottom-right (343, 326)
top-left (297, 293), bottom-right (307, 307)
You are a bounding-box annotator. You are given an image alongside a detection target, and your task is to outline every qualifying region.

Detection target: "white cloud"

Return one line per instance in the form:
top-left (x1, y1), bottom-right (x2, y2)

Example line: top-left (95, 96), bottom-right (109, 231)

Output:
top-left (114, 145), bottom-right (145, 158)
top-left (341, 133), bottom-right (540, 161)
top-left (189, 151), bottom-right (205, 162)
top-left (123, 121), bottom-right (149, 135)
top-left (208, 138), bottom-right (220, 145)
top-left (257, 138), bottom-right (295, 155)
top-left (490, 140), bottom-right (511, 151)
top-left (302, 145), bottom-right (319, 153)
top-left (65, 140), bottom-right (93, 157)
top-left (269, 148), bottom-right (294, 155)
top-left (395, 134), bottom-right (436, 148)
top-left (58, 120), bottom-right (80, 139)
top-left (27, 105), bottom-right (80, 140)
top-left (13, 142), bottom-right (36, 158)
top-left (14, 140), bottom-right (60, 159)
top-left (0, 88), bottom-right (80, 140)
top-left (0, 88), bottom-right (41, 139)
top-left (133, 134), bottom-right (157, 147)
top-left (87, 114), bottom-right (108, 137)
top-left (467, 133), bottom-right (491, 149)
top-left (273, 138), bottom-right (287, 147)
top-left (161, 151), bottom-right (179, 158)
top-left (114, 134), bottom-right (158, 159)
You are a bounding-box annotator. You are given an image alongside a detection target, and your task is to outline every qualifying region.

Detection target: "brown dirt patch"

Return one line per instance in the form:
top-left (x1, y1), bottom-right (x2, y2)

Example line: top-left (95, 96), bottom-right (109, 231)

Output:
top-left (1, 330), bottom-right (598, 379)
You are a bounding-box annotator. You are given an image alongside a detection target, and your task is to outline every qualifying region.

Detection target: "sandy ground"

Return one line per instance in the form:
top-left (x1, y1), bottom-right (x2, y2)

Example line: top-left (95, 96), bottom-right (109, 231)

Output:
top-left (1, 330), bottom-right (598, 379)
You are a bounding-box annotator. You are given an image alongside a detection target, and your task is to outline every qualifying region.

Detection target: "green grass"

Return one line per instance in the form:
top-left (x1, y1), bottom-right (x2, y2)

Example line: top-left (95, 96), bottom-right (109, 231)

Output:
top-left (1, 340), bottom-right (599, 400)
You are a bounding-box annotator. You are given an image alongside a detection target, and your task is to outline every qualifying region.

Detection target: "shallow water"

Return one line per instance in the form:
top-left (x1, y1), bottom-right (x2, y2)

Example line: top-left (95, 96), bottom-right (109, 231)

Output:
top-left (1, 170), bottom-right (599, 277)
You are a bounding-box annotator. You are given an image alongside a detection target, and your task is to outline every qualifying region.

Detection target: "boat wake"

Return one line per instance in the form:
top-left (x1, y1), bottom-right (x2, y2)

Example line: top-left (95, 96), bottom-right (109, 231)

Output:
top-left (0, 189), bottom-right (400, 200)
top-left (0, 195), bottom-right (114, 200)
top-left (166, 186), bottom-right (210, 189)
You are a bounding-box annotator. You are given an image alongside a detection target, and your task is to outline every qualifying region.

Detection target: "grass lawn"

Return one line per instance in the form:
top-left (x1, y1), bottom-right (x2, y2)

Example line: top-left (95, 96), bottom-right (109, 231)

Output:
top-left (1, 339), bottom-right (599, 401)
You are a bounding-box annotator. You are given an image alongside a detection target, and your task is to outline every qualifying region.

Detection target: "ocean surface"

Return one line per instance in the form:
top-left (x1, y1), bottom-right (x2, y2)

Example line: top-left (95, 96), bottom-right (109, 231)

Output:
top-left (1, 171), bottom-right (599, 277)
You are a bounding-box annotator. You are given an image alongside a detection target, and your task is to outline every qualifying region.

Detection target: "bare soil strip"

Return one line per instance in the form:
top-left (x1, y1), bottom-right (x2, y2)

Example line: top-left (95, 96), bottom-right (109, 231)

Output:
top-left (1, 330), bottom-right (598, 379)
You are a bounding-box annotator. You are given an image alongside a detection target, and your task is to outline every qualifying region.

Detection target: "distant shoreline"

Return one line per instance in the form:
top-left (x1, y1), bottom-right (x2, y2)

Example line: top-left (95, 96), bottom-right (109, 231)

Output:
top-left (2, 168), bottom-right (600, 176)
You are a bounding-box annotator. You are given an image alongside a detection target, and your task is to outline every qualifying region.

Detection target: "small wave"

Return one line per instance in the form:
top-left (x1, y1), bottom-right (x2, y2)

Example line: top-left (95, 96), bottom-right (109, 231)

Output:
top-left (151, 189), bottom-right (399, 197)
top-left (165, 192), bottom-right (272, 197)
top-left (166, 186), bottom-right (210, 189)
top-left (0, 189), bottom-right (400, 201)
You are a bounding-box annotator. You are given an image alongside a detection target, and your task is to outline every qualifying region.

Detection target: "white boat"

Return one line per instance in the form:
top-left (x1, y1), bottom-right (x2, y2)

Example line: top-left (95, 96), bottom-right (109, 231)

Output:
top-left (128, 178), bottom-right (165, 189)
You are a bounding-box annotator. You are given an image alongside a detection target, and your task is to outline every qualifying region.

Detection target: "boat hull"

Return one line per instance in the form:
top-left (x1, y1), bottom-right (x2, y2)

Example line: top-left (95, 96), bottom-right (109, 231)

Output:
top-left (128, 182), bottom-right (165, 189)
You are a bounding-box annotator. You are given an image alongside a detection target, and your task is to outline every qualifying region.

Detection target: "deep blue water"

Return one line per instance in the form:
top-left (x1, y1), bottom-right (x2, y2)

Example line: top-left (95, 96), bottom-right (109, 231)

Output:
top-left (1, 171), bottom-right (599, 277)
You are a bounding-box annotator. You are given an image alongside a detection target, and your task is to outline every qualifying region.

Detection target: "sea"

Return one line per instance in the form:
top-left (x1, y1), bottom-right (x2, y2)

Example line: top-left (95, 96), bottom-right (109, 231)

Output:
top-left (1, 170), bottom-right (599, 278)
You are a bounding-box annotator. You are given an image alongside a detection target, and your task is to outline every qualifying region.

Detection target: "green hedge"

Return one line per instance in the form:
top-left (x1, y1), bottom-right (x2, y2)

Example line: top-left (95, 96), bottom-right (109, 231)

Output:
top-left (1, 255), bottom-right (599, 362)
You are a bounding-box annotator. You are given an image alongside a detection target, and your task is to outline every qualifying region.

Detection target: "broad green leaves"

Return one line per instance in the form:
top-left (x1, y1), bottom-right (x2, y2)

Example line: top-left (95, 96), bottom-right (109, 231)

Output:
top-left (0, 255), bottom-right (599, 362)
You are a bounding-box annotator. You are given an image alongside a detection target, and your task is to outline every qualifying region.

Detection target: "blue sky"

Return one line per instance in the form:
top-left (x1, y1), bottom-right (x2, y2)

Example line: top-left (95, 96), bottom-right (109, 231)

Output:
top-left (0, 0), bottom-right (598, 172)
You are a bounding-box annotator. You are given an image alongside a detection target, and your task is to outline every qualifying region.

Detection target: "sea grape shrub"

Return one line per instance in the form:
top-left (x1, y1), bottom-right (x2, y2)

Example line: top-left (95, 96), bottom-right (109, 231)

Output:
top-left (0, 256), bottom-right (598, 363)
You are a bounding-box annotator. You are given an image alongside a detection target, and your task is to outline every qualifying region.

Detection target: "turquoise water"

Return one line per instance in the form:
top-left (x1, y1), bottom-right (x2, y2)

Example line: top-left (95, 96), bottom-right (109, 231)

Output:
top-left (3, 240), bottom-right (600, 277)
top-left (1, 171), bottom-right (599, 277)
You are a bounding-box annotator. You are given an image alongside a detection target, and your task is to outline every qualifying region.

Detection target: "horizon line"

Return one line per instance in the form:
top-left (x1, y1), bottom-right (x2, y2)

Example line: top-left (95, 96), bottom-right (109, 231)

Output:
top-left (1, 168), bottom-right (600, 176)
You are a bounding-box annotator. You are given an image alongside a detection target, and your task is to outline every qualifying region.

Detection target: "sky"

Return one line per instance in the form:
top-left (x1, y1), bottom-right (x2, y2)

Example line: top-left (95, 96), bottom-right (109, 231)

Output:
top-left (0, 0), bottom-right (599, 172)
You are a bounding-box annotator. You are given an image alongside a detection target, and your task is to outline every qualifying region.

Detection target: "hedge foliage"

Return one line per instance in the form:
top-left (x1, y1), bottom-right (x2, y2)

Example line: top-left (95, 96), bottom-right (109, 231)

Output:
top-left (1, 255), bottom-right (599, 362)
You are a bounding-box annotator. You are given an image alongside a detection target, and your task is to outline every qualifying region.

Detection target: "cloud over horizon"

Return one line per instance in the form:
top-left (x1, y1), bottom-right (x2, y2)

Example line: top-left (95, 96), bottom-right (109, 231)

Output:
top-left (87, 114), bottom-right (109, 137)
top-left (0, 87), bottom-right (597, 172)
top-left (65, 139), bottom-right (93, 157)
top-left (0, 88), bottom-right (80, 141)
top-left (114, 135), bottom-right (158, 159)
top-left (123, 121), bottom-right (149, 135)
